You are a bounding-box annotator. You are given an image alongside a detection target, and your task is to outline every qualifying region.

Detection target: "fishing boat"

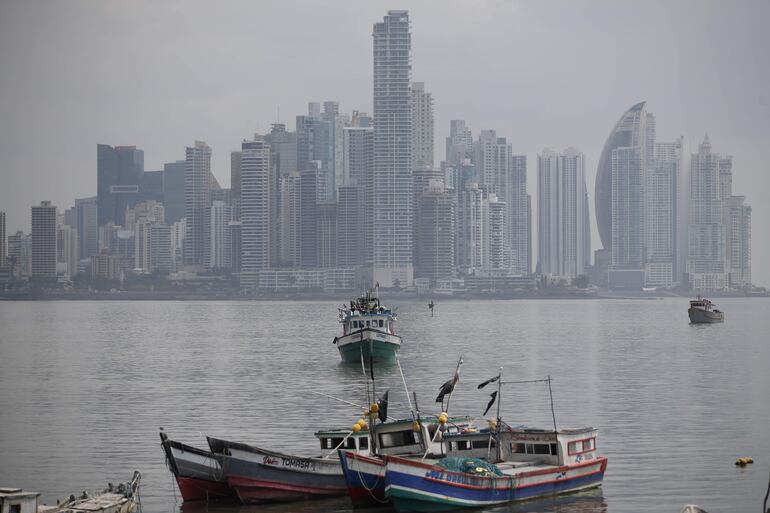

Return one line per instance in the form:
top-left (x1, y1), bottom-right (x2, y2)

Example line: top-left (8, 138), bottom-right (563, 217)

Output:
top-left (37, 471), bottom-right (142, 513)
top-left (382, 373), bottom-right (607, 512)
top-left (688, 296), bottom-right (724, 323)
top-left (160, 431), bottom-right (236, 502)
top-left (338, 416), bottom-right (473, 508)
top-left (334, 288), bottom-right (401, 363)
top-left (207, 428), bottom-right (372, 504)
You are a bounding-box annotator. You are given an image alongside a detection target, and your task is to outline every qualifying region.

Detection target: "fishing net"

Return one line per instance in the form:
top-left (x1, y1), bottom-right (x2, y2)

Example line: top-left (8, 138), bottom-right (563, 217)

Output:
top-left (436, 457), bottom-right (503, 477)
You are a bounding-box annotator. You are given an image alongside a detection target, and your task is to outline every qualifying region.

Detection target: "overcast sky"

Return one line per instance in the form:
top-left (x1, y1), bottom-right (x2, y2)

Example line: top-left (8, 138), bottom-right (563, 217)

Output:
top-left (1, 0), bottom-right (768, 285)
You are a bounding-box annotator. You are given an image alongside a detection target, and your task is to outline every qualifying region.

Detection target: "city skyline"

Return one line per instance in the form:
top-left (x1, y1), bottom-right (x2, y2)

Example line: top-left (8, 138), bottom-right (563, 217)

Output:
top-left (1, 2), bottom-right (768, 285)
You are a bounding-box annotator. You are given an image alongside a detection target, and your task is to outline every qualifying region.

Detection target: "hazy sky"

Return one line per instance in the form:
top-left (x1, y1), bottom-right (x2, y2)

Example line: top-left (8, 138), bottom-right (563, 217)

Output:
top-left (1, 0), bottom-right (768, 285)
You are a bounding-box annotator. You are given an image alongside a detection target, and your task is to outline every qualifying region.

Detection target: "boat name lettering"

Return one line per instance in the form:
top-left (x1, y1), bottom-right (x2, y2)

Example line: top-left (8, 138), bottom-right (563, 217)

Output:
top-left (262, 456), bottom-right (279, 466)
top-left (281, 457), bottom-right (315, 470)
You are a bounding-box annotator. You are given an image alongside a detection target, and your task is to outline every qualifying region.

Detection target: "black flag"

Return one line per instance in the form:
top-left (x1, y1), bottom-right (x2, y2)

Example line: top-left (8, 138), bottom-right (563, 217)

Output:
top-left (483, 391), bottom-right (498, 416)
top-left (477, 375), bottom-right (500, 389)
top-left (377, 389), bottom-right (389, 422)
top-left (435, 373), bottom-right (459, 403)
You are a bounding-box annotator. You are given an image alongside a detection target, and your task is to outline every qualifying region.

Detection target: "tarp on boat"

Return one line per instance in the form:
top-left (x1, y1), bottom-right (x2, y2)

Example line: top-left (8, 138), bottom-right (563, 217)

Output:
top-left (436, 457), bottom-right (503, 477)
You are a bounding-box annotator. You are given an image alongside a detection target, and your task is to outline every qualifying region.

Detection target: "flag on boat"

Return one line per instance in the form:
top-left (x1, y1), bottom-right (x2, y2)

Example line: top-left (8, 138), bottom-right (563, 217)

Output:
top-left (483, 390), bottom-right (498, 416)
top-left (377, 389), bottom-right (389, 422)
top-left (436, 373), bottom-right (459, 403)
top-left (477, 375), bottom-right (500, 389)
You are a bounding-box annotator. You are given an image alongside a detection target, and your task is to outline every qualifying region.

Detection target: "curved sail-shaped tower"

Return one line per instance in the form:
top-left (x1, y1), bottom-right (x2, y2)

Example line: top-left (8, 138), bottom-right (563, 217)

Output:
top-left (594, 101), bottom-right (648, 251)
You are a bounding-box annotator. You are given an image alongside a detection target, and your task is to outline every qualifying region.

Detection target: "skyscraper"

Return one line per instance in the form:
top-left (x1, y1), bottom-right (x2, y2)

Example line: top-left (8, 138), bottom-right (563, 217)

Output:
top-left (687, 135), bottom-right (731, 291)
top-left (73, 197), bottom-right (98, 260)
top-left (210, 200), bottom-right (234, 269)
top-left (342, 125), bottom-right (374, 263)
top-left (474, 130), bottom-right (511, 201)
top-left (184, 141), bottom-right (212, 267)
top-left (0, 211), bottom-right (6, 266)
top-left (537, 148), bottom-right (591, 279)
top-left (645, 139), bottom-right (682, 287)
top-left (56, 223), bottom-right (79, 278)
top-left (279, 172), bottom-right (301, 268)
top-left (336, 184), bottom-right (365, 268)
top-left (411, 82), bottom-right (434, 170)
top-left (482, 194), bottom-right (509, 271)
top-left (96, 144), bottom-right (144, 229)
top-left (299, 164), bottom-right (319, 269)
top-left (240, 139), bottom-right (272, 289)
top-left (456, 182), bottom-right (484, 274)
top-left (509, 155), bottom-right (530, 274)
top-left (595, 102), bottom-right (651, 255)
top-left (163, 160), bottom-right (186, 225)
top-left (317, 202), bottom-right (337, 269)
top-left (445, 120), bottom-right (473, 167)
top-left (725, 195), bottom-right (751, 288)
top-left (372, 10), bottom-right (413, 287)
top-left (31, 201), bottom-right (57, 278)
top-left (415, 180), bottom-right (455, 280)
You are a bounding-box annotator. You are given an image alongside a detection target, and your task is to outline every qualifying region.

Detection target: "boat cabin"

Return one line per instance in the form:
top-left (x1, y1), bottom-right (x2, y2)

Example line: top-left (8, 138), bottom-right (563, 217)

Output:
top-left (342, 315), bottom-right (393, 336)
top-left (689, 296), bottom-right (720, 312)
top-left (444, 426), bottom-right (599, 466)
top-left (315, 429), bottom-right (372, 454)
top-left (372, 417), bottom-right (472, 457)
top-left (0, 488), bottom-right (39, 513)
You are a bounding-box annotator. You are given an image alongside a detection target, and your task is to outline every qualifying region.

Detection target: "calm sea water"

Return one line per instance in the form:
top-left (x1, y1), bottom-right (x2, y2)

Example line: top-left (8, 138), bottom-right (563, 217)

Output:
top-left (0, 298), bottom-right (768, 513)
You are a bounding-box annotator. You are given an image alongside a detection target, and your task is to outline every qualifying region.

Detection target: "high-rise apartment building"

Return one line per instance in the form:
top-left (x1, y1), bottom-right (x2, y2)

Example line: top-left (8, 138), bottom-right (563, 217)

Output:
top-left (96, 144), bottom-right (144, 228)
top-left (537, 148), bottom-right (591, 279)
top-left (73, 197), bottom-right (98, 260)
top-left (56, 223), bottom-right (79, 278)
top-left (474, 130), bottom-right (511, 201)
top-left (687, 135), bottom-right (731, 291)
top-left (725, 195), bottom-right (751, 288)
top-left (342, 126), bottom-right (374, 263)
top-left (317, 203), bottom-right (337, 269)
top-left (31, 201), bottom-right (57, 278)
top-left (411, 82), bottom-right (434, 170)
top-left (509, 155), bottom-right (530, 275)
top-left (279, 172), bottom-right (301, 268)
top-left (645, 139), bottom-right (682, 287)
top-left (184, 141), bottom-right (212, 267)
top-left (337, 184), bottom-right (365, 268)
top-left (0, 211), bottom-right (6, 266)
top-left (163, 160), bottom-right (186, 225)
top-left (148, 223), bottom-right (171, 274)
top-left (240, 139), bottom-right (272, 289)
top-left (482, 194), bottom-right (509, 271)
top-left (456, 182), bottom-right (484, 274)
top-left (415, 180), bottom-right (455, 280)
top-left (299, 164), bottom-right (319, 269)
top-left (446, 120), bottom-right (473, 167)
top-left (210, 200), bottom-right (233, 269)
top-left (372, 10), bottom-right (413, 287)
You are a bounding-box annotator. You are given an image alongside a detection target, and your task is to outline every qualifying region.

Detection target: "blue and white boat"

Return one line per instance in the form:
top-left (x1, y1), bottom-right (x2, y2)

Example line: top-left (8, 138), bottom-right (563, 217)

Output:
top-left (383, 425), bottom-right (607, 512)
top-left (334, 289), bottom-right (401, 363)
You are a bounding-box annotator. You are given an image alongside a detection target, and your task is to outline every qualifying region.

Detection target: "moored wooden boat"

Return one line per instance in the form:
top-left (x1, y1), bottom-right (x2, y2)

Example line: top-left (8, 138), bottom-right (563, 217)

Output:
top-left (37, 471), bottom-right (142, 513)
top-left (207, 428), bottom-right (371, 504)
top-left (160, 431), bottom-right (236, 502)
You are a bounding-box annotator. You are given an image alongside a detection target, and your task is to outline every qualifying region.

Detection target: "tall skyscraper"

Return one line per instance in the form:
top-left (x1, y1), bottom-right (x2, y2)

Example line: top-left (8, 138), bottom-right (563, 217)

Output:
top-left (0, 211), bottom-right (6, 266)
top-left (31, 201), bottom-right (57, 278)
top-left (445, 120), bottom-right (473, 167)
top-left (482, 194), bottom-right (509, 271)
top-left (96, 144), bottom-right (144, 228)
top-left (163, 160), bottom-right (186, 225)
top-left (342, 125), bottom-right (374, 263)
top-left (184, 141), bottom-right (212, 267)
top-left (279, 172), bottom-right (301, 267)
top-left (725, 195), bottom-right (751, 288)
top-left (596, 102), bottom-right (651, 256)
top-left (687, 135), bottom-right (731, 291)
top-left (336, 184), bottom-right (365, 268)
top-left (411, 82), bottom-right (434, 170)
top-left (537, 148), bottom-right (591, 279)
top-left (474, 130), bottom-right (511, 201)
top-left (299, 164), bottom-right (319, 269)
top-left (372, 10), bottom-right (413, 287)
top-left (56, 223), bottom-right (79, 278)
top-left (415, 180), bottom-right (455, 280)
top-left (230, 151), bottom-right (242, 219)
top-left (73, 197), bottom-right (98, 260)
top-left (645, 139), bottom-right (682, 287)
top-left (317, 202), bottom-right (337, 269)
top-left (239, 139), bottom-right (272, 289)
top-left (456, 182), bottom-right (484, 274)
top-left (509, 155), bottom-right (530, 274)
top-left (210, 200), bottom-right (234, 269)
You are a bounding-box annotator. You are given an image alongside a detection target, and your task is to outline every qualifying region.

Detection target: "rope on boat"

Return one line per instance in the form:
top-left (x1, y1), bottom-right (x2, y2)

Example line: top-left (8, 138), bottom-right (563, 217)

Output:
top-left (351, 455), bottom-right (389, 504)
top-left (323, 430), bottom-right (355, 459)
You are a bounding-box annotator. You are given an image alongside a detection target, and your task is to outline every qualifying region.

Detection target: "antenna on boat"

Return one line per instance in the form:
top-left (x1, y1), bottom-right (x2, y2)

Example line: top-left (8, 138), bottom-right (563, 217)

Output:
top-left (547, 375), bottom-right (558, 433)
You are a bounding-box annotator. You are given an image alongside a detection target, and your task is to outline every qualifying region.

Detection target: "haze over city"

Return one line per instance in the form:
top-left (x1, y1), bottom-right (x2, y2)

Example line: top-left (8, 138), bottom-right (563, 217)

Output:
top-left (0, 0), bottom-right (768, 287)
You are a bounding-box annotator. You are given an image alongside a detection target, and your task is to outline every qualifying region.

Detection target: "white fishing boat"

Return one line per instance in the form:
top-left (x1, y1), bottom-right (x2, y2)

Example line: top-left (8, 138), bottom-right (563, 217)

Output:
top-left (688, 296), bottom-right (724, 323)
top-left (334, 288), bottom-right (401, 363)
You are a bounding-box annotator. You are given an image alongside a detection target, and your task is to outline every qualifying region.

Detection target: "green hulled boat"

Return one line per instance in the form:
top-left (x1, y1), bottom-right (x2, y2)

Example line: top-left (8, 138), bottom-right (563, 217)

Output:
top-left (334, 289), bottom-right (401, 363)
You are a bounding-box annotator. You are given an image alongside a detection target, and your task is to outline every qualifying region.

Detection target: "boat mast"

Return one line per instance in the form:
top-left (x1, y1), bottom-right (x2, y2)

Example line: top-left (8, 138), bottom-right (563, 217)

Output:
top-left (547, 375), bottom-right (557, 433)
top-left (444, 355), bottom-right (463, 414)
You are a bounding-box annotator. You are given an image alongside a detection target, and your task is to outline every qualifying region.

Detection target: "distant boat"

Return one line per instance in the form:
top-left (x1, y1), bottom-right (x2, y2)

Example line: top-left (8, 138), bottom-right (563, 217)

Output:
top-left (160, 431), bottom-right (236, 502)
top-left (334, 288), bottom-right (401, 363)
top-left (688, 296), bottom-right (724, 324)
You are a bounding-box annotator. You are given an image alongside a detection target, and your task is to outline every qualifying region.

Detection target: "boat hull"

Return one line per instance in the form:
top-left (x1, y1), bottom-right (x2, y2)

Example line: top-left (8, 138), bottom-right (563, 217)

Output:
top-left (688, 307), bottom-right (724, 323)
top-left (384, 455), bottom-right (608, 513)
top-left (209, 437), bottom-right (347, 504)
top-left (337, 329), bottom-right (401, 363)
top-left (160, 434), bottom-right (236, 502)
top-left (338, 450), bottom-right (388, 507)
